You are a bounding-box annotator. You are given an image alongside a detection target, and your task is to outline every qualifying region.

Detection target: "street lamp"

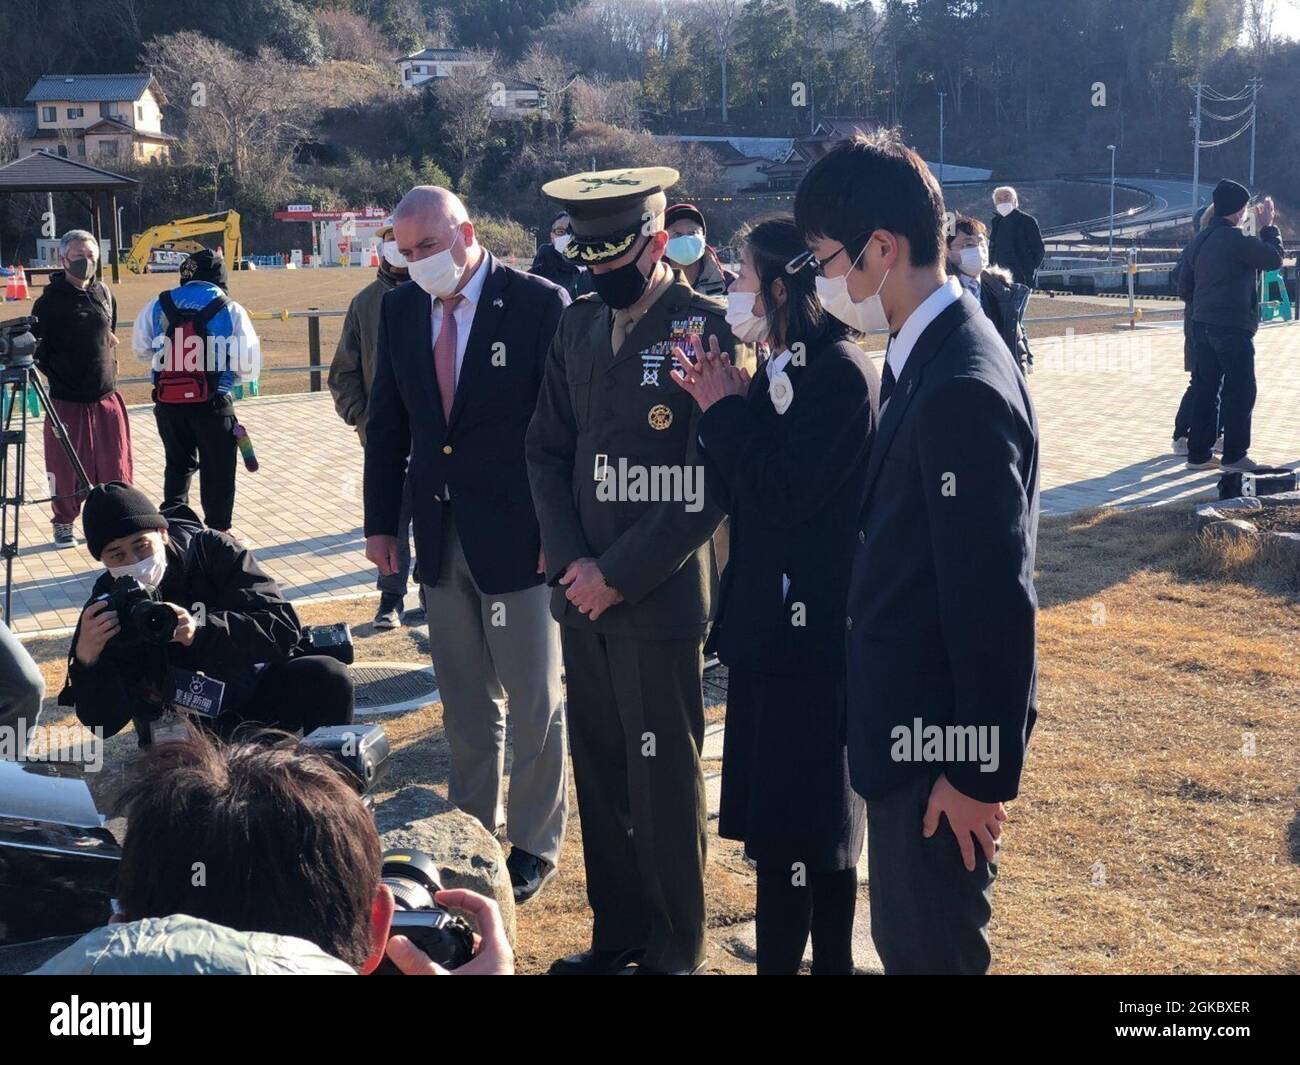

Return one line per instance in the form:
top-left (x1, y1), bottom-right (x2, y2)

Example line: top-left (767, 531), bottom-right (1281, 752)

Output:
top-left (1107, 144), bottom-right (1117, 262)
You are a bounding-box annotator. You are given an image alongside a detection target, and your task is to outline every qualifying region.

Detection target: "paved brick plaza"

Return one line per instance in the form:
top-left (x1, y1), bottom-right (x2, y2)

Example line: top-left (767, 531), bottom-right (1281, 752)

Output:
top-left (6, 319), bottom-right (1298, 635)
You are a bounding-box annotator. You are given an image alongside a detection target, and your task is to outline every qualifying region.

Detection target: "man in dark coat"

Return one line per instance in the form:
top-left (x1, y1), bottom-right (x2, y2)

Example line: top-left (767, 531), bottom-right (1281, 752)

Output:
top-left (61, 482), bottom-right (353, 746)
top-left (988, 186), bottom-right (1045, 288)
top-left (528, 211), bottom-right (594, 300)
top-left (798, 132), bottom-right (1039, 975)
top-left (1179, 180), bottom-right (1284, 473)
top-left (527, 166), bottom-right (738, 975)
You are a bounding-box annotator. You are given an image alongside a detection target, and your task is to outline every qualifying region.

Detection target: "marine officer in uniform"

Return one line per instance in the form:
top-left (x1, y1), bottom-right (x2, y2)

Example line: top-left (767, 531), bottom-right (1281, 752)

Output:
top-left (526, 167), bottom-right (738, 975)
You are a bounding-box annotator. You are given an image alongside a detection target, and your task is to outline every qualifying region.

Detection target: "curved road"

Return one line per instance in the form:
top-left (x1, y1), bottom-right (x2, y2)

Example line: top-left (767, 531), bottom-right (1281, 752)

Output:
top-left (1043, 175), bottom-right (1216, 242)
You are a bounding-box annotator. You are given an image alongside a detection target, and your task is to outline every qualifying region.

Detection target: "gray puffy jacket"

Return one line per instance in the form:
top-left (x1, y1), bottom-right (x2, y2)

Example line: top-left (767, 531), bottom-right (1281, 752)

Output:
top-left (30, 914), bottom-right (355, 975)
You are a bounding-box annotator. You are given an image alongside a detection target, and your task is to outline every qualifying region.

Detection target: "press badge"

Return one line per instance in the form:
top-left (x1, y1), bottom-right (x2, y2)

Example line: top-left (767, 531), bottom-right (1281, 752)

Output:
top-left (149, 713), bottom-right (190, 745)
top-left (168, 668), bottom-right (226, 718)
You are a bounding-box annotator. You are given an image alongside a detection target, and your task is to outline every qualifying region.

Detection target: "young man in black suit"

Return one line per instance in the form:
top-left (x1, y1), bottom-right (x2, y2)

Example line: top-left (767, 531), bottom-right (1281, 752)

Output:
top-left (795, 132), bottom-right (1040, 974)
top-left (364, 187), bottom-right (571, 904)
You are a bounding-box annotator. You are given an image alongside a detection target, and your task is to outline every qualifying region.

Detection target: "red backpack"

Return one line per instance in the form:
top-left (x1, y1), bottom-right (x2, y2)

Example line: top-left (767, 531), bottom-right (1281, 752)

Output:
top-left (155, 290), bottom-right (229, 403)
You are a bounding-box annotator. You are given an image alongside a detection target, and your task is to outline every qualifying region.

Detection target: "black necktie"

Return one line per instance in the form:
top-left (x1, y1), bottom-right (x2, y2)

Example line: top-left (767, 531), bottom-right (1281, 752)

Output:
top-left (880, 359), bottom-right (897, 406)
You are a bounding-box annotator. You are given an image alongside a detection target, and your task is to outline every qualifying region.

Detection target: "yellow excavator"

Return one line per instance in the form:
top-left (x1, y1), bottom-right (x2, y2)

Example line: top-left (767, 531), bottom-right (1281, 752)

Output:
top-left (125, 210), bottom-right (243, 274)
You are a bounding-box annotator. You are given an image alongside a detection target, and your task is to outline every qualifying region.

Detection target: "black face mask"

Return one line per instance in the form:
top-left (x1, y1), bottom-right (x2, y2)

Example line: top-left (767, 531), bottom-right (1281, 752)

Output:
top-left (66, 257), bottom-right (96, 281)
top-left (592, 239), bottom-right (654, 310)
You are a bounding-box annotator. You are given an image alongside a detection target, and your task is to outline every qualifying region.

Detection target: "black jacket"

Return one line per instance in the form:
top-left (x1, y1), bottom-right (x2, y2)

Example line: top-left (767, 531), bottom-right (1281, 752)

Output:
top-left (988, 209), bottom-right (1045, 288)
top-left (1180, 217), bottom-right (1283, 336)
top-left (31, 273), bottom-right (119, 402)
top-left (846, 293), bottom-right (1039, 804)
top-left (59, 510), bottom-right (302, 743)
top-left (364, 255), bottom-right (569, 596)
top-left (700, 337), bottom-right (878, 675)
top-left (529, 243), bottom-right (593, 300)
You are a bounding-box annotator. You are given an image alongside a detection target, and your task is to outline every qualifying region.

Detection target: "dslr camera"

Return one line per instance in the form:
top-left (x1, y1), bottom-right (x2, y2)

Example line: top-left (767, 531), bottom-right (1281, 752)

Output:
top-left (91, 576), bottom-right (177, 647)
top-left (375, 848), bottom-right (475, 973)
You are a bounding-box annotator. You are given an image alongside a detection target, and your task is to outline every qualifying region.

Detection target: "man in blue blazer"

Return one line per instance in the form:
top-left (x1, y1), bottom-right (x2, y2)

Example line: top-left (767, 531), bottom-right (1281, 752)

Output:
top-left (795, 133), bottom-right (1040, 974)
top-left (364, 187), bottom-right (571, 904)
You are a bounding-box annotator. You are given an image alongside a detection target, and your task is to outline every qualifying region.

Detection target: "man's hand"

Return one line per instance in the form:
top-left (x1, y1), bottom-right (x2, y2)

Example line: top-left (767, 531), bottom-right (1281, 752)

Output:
top-left (559, 558), bottom-right (623, 621)
top-left (74, 600), bottom-right (119, 667)
top-left (922, 772), bottom-right (1007, 872)
top-left (1255, 195), bottom-right (1276, 229)
top-left (366, 534), bottom-right (400, 577)
top-left (670, 332), bottom-right (748, 412)
top-left (108, 333), bottom-right (120, 348)
top-left (169, 604), bottom-right (199, 647)
top-left (385, 888), bottom-right (515, 975)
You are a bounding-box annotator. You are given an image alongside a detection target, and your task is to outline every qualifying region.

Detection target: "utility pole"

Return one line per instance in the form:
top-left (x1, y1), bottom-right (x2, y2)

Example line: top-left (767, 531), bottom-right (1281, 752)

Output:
top-left (1248, 76), bottom-right (1261, 187)
top-left (938, 90), bottom-right (946, 186)
top-left (1190, 82), bottom-right (1202, 212)
top-left (1107, 144), bottom-right (1117, 261)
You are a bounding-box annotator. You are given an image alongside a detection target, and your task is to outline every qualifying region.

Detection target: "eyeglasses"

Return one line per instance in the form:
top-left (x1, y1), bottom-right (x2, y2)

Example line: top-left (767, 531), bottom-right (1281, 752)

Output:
top-left (550, 227), bottom-right (570, 238)
top-left (785, 231), bottom-right (869, 276)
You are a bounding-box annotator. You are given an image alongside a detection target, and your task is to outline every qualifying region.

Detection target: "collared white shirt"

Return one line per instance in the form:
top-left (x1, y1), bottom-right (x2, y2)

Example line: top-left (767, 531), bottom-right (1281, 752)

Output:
top-left (430, 252), bottom-right (488, 381)
top-left (884, 275), bottom-right (962, 388)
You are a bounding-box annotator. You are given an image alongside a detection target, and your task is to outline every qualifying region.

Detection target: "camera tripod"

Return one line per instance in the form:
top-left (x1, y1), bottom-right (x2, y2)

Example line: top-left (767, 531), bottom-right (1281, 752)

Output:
top-left (0, 354), bottom-right (92, 624)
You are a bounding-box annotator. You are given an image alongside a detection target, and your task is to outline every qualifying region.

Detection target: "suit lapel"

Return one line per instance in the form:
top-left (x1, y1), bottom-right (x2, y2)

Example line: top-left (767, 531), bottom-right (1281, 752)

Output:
top-left (448, 254), bottom-right (507, 430)
top-left (859, 296), bottom-right (976, 508)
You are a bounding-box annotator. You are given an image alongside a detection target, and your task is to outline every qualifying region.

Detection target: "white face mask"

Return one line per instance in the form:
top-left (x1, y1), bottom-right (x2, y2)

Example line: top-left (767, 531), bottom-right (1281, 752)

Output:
top-left (815, 241), bottom-right (890, 333)
top-left (552, 234), bottom-right (572, 254)
top-left (958, 245), bottom-right (988, 278)
top-left (381, 240), bottom-right (407, 269)
top-left (108, 546), bottom-right (167, 590)
top-left (995, 201), bottom-right (1015, 217)
top-left (407, 228), bottom-right (466, 298)
top-left (725, 290), bottom-right (770, 343)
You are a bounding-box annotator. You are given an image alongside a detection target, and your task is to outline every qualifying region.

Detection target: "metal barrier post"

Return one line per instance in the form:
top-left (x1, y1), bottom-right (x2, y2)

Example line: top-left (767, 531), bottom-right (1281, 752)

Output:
top-left (1127, 249), bottom-right (1137, 329)
top-left (307, 307), bottom-right (321, 392)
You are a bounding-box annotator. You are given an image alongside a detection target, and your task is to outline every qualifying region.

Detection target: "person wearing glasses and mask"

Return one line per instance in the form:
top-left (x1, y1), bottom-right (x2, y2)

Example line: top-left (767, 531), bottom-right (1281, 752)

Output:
top-left (796, 131), bottom-right (1039, 976)
top-left (527, 167), bottom-right (738, 975)
top-left (528, 211), bottom-right (593, 300)
top-left (663, 202), bottom-right (734, 296)
top-left (672, 217), bottom-right (878, 974)
top-left (31, 230), bottom-right (134, 548)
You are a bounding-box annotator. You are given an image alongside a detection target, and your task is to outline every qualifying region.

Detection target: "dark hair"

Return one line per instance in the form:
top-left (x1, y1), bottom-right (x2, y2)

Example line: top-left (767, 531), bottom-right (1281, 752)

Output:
top-left (948, 214), bottom-right (988, 245)
top-left (794, 128), bottom-right (946, 269)
top-left (738, 216), bottom-right (848, 348)
top-left (114, 729), bottom-right (382, 969)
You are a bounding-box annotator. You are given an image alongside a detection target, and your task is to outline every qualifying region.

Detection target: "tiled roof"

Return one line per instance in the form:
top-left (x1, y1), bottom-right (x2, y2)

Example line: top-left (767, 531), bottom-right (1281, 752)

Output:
top-left (24, 73), bottom-right (158, 104)
top-left (400, 48), bottom-right (479, 63)
top-left (0, 149), bottom-right (138, 192)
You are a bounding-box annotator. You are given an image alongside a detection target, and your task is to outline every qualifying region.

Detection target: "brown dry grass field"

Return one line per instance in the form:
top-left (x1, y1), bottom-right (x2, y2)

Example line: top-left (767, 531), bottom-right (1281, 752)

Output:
top-left (21, 503), bottom-right (1299, 974)
top-left (3, 268), bottom-right (1184, 406)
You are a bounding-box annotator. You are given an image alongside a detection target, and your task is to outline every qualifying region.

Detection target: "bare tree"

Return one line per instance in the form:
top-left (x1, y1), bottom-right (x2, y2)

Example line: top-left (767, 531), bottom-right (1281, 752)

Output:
top-left (0, 111), bottom-right (23, 165)
top-left (142, 32), bottom-right (320, 189)
top-left (570, 76), bottom-right (642, 129)
top-left (434, 61), bottom-right (496, 186)
top-left (515, 44), bottom-right (579, 144)
top-left (1243, 0), bottom-right (1282, 65)
top-left (697, 0), bottom-right (743, 123)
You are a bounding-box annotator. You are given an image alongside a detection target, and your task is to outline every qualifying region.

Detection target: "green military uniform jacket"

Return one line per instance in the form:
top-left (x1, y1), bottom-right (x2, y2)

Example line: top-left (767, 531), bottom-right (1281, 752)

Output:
top-left (526, 271), bottom-right (737, 640)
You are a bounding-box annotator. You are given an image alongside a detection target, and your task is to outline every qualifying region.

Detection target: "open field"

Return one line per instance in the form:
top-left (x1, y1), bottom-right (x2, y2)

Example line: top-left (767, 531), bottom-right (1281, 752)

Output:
top-left (2, 266), bottom-right (1186, 403)
top-left (21, 504), bottom-right (1300, 974)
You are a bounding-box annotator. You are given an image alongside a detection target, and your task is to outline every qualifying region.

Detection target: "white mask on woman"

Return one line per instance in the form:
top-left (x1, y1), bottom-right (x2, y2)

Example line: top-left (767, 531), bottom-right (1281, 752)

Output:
top-left (958, 245), bottom-right (988, 278)
top-left (995, 201), bottom-right (1015, 217)
top-left (815, 241), bottom-right (890, 333)
top-left (407, 228), bottom-right (466, 298)
top-left (382, 240), bottom-right (407, 269)
top-left (724, 290), bottom-right (770, 343)
top-left (552, 233), bottom-right (572, 254)
top-left (108, 546), bottom-right (167, 590)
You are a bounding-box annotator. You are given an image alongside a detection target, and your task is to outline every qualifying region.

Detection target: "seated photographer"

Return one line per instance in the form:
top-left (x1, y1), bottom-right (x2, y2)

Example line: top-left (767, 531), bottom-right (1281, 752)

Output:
top-left (31, 729), bottom-right (513, 975)
top-left (59, 481), bottom-right (353, 744)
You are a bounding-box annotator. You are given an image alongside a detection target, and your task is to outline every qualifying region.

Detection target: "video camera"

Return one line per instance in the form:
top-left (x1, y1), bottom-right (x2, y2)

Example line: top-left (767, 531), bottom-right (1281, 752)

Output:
top-left (91, 575), bottom-right (178, 647)
top-left (0, 316), bottom-right (37, 367)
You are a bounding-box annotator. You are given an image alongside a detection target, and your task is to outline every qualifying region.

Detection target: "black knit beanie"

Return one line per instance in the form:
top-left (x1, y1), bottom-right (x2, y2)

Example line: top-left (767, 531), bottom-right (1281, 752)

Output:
top-left (1211, 179), bottom-right (1250, 218)
top-left (83, 482), bottom-right (168, 560)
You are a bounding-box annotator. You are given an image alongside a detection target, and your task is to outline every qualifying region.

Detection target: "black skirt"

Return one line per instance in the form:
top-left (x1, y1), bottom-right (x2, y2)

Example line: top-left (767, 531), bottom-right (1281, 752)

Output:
top-left (718, 666), bottom-right (865, 872)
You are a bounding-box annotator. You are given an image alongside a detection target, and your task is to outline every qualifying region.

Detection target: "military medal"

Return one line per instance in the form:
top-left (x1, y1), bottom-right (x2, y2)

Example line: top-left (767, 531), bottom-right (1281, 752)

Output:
top-left (648, 404), bottom-right (673, 430)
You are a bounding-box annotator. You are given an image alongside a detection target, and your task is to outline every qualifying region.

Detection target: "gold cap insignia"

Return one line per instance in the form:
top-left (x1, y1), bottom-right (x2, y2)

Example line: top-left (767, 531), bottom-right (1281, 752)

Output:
top-left (648, 404), bottom-right (673, 430)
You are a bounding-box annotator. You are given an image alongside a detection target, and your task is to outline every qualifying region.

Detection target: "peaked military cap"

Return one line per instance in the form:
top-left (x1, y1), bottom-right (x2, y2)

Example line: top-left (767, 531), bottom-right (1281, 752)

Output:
top-left (542, 166), bottom-right (680, 265)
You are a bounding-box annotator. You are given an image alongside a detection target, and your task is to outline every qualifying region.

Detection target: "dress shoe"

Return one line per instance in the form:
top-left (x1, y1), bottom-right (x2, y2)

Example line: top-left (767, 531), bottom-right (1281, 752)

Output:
top-left (507, 847), bottom-right (556, 904)
top-left (629, 960), bottom-right (706, 975)
top-left (547, 948), bottom-right (645, 975)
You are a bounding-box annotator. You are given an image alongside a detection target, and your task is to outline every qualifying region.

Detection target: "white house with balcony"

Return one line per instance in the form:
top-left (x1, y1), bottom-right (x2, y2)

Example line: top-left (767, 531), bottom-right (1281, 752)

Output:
top-left (13, 73), bottom-right (174, 163)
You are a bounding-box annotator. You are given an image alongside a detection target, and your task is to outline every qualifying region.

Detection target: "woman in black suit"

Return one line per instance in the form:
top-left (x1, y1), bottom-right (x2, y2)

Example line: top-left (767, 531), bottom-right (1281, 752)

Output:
top-left (670, 217), bottom-right (879, 974)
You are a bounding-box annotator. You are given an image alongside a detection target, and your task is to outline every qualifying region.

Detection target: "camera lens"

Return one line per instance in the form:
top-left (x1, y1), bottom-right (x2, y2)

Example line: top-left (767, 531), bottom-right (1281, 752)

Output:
top-left (132, 601), bottom-right (178, 645)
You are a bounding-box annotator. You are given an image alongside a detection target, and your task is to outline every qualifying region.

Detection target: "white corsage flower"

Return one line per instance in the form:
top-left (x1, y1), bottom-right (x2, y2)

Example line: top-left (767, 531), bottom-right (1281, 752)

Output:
top-left (769, 371), bottom-right (794, 414)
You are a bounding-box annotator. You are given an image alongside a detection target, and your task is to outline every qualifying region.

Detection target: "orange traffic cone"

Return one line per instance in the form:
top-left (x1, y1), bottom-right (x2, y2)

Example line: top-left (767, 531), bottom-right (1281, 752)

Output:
top-left (4, 267), bottom-right (23, 301)
top-left (12, 266), bottom-right (29, 300)
top-left (369, 246), bottom-right (380, 267)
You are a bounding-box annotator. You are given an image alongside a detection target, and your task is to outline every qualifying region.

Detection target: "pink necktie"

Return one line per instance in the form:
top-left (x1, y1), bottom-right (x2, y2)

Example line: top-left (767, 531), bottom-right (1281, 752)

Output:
top-left (434, 295), bottom-right (462, 421)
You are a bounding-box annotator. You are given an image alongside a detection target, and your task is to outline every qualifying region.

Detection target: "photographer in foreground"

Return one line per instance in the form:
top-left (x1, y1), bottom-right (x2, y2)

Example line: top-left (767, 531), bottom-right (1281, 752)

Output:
top-left (59, 482), bottom-right (353, 744)
top-left (31, 731), bottom-right (513, 975)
